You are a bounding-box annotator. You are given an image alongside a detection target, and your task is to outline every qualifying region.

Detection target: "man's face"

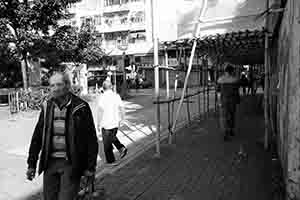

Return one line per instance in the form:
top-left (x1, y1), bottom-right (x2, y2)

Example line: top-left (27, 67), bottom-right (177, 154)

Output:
top-left (49, 74), bottom-right (68, 99)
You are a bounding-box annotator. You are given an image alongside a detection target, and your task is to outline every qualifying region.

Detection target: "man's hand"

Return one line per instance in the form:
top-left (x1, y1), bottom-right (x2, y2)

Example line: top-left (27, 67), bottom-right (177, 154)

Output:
top-left (26, 168), bottom-right (36, 181)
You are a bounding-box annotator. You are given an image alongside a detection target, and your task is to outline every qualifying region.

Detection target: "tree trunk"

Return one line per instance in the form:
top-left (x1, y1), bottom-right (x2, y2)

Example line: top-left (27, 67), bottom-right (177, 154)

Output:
top-left (21, 57), bottom-right (28, 89)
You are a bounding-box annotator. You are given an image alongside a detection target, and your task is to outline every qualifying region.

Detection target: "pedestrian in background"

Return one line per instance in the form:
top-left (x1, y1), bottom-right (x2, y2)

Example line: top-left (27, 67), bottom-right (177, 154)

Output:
top-left (240, 72), bottom-right (248, 96)
top-left (97, 80), bottom-right (127, 165)
top-left (26, 72), bottom-right (98, 200)
top-left (217, 65), bottom-right (240, 141)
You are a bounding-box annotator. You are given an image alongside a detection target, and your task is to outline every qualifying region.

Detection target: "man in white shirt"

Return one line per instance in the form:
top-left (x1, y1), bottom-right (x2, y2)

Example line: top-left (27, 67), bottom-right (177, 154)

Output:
top-left (97, 80), bottom-right (127, 164)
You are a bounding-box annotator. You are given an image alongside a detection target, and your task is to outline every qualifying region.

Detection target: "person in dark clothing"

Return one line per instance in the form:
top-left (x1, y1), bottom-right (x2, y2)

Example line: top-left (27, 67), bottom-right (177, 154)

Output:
top-left (26, 72), bottom-right (99, 200)
top-left (217, 64), bottom-right (240, 141)
top-left (260, 73), bottom-right (265, 91)
top-left (247, 67), bottom-right (254, 95)
top-left (240, 73), bottom-right (248, 95)
top-left (135, 73), bottom-right (140, 90)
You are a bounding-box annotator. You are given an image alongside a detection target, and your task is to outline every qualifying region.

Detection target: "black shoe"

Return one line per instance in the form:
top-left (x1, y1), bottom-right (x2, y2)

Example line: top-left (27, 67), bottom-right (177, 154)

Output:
top-left (229, 130), bottom-right (235, 136)
top-left (120, 147), bottom-right (127, 159)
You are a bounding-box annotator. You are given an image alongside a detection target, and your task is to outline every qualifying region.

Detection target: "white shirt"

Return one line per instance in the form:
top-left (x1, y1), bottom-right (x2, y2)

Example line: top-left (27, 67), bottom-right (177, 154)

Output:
top-left (97, 90), bottom-right (124, 130)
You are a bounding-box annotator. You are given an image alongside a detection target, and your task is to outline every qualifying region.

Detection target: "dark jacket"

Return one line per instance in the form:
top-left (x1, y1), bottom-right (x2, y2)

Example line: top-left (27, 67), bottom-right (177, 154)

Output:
top-left (27, 93), bottom-right (99, 178)
top-left (217, 75), bottom-right (240, 105)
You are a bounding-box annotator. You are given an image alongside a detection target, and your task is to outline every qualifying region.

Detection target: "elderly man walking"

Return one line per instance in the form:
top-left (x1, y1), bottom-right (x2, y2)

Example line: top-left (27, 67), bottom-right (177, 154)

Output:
top-left (97, 80), bottom-right (127, 165)
top-left (26, 72), bottom-right (99, 200)
top-left (217, 65), bottom-right (240, 141)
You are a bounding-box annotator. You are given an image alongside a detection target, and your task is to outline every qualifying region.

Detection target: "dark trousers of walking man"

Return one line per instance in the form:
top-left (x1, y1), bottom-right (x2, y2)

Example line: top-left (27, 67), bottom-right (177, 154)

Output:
top-left (220, 102), bottom-right (237, 138)
top-left (102, 128), bottom-right (125, 163)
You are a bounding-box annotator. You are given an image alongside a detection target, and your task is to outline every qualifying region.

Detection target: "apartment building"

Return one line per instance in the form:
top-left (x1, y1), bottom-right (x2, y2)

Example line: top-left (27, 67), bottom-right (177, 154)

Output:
top-left (61, 0), bottom-right (160, 69)
top-left (61, 0), bottom-right (188, 87)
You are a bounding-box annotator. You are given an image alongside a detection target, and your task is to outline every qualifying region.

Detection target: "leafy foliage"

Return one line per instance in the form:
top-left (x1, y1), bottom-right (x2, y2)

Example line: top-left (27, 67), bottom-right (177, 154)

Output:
top-left (42, 24), bottom-right (106, 67)
top-left (0, 0), bottom-right (81, 87)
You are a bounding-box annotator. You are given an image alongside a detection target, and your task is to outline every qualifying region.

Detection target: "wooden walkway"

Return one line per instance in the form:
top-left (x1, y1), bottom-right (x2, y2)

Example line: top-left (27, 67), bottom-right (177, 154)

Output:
top-left (95, 95), bottom-right (272, 200)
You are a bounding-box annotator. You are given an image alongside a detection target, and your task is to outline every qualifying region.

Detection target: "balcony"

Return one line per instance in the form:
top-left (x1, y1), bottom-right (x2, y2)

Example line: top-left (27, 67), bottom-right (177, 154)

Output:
top-left (102, 40), bottom-right (152, 56)
top-left (97, 22), bottom-right (146, 33)
top-left (103, 0), bottom-right (145, 13)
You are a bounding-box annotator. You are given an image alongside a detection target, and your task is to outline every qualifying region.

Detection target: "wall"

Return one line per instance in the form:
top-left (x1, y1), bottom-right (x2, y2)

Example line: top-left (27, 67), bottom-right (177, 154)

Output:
top-left (276, 0), bottom-right (300, 199)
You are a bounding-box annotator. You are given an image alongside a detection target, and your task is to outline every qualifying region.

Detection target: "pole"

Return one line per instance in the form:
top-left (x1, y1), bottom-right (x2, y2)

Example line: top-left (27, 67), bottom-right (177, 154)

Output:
top-left (165, 47), bottom-right (170, 99)
top-left (114, 69), bottom-right (117, 92)
top-left (151, 0), bottom-right (161, 156)
top-left (170, 0), bottom-right (208, 144)
top-left (202, 58), bottom-right (206, 115)
top-left (122, 52), bottom-right (127, 97)
top-left (264, 0), bottom-right (270, 150)
top-left (214, 60), bottom-right (218, 113)
top-left (185, 49), bottom-right (191, 125)
top-left (207, 60), bottom-right (210, 116)
top-left (197, 54), bottom-right (201, 118)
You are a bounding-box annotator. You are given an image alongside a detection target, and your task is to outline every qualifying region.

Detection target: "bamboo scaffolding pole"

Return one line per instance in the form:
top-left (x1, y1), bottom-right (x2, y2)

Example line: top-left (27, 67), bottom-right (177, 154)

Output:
top-left (264, 0), bottom-right (270, 150)
top-left (169, 0), bottom-right (208, 145)
top-left (214, 61), bottom-right (218, 113)
top-left (154, 90), bottom-right (204, 104)
top-left (151, 0), bottom-right (161, 156)
top-left (197, 53), bottom-right (201, 118)
top-left (206, 60), bottom-right (210, 115)
top-left (165, 47), bottom-right (170, 99)
top-left (171, 74), bottom-right (178, 142)
top-left (184, 49), bottom-right (191, 124)
top-left (202, 58), bottom-right (206, 115)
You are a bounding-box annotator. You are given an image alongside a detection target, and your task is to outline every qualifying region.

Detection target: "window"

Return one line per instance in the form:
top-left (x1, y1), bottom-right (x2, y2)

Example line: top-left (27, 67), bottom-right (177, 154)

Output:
top-left (94, 15), bottom-right (101, 25)
top-left (80, 17), bottom-right (85, 26)
top-left (130, 11), bottom-right (145, 23)
top-left (104, 0), bottom-right (121, 6)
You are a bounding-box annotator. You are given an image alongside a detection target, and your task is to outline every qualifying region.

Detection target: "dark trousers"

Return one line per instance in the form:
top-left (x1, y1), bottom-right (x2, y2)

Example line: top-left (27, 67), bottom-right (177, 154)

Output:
top-left (102, 128), bottom-right (125, 163)
top-left (220, 103), bottom-right (237, 134)
top-left (43, 158), bottom-right (80, 200)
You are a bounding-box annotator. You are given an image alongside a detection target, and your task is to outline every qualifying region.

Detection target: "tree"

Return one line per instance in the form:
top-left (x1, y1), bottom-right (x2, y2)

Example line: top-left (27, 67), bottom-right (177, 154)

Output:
top-left (0, 0), bottom-right (81, 89)
top-left (49, 24), bottom-right (106, 68)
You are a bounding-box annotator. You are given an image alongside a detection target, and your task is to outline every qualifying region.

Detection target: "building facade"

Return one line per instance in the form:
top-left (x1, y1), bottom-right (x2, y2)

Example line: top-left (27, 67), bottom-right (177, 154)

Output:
top-left (60, 0), bottom-right (210, 88)
top-left (62, 0), bottom-right (158, 68)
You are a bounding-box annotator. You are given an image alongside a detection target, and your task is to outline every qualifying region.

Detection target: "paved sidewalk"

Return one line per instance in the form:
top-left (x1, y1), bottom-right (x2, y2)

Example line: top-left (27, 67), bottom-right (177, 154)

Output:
top-left (89, 95), bottom-right (271, 200)
top-left (0, 88), bottom-right (214, 200)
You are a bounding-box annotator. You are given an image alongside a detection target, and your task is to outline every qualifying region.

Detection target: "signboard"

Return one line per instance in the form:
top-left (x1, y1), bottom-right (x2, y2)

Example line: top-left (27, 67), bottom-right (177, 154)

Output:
top-left (168, 58), bottom-right (179, 67)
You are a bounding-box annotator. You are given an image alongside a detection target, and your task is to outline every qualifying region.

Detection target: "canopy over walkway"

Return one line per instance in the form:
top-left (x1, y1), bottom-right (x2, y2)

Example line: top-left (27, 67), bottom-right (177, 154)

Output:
top-left (164, 29), bottom-right (266, 65)
top-left (151, 0), bottom-right (281, 156)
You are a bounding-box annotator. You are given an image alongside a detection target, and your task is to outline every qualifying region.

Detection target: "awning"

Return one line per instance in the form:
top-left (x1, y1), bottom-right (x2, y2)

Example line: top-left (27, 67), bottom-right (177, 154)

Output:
top-left (106, 42), bottom-right (153, 56)
top-left (162, 0), bottom-right (282, 65)
top-left (164, 29), bottom-right (267, 65)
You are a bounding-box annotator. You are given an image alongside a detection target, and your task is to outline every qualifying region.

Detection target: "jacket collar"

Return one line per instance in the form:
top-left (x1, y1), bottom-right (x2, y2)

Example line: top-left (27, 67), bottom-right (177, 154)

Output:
top-left (48, 93), bottom-right (86, 115)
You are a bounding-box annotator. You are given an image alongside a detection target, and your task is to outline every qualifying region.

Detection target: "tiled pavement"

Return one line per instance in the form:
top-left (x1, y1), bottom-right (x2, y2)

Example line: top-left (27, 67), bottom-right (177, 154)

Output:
top-left (0, 88), bottom-right (215, 200)
top-left (90, 95), bottom-right (272, 200)
top-left (2, 89), bottom-right (273, 200)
